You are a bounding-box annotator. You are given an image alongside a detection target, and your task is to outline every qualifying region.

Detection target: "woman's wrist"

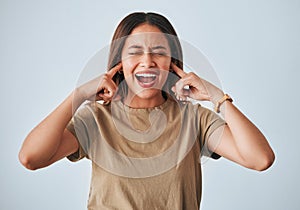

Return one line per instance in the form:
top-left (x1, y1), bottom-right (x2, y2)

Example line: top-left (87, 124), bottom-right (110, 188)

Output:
top-left (210, 89), bottom-right (225, 106)
top-left (213, 94), bottom-right (233, 113)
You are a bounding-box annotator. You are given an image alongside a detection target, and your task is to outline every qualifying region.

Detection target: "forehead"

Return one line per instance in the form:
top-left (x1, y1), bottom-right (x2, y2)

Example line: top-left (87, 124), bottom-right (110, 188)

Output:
top-left (131, 23), bottom-right (162, 34)
top-left (124, 24), bottom-right (169, 48)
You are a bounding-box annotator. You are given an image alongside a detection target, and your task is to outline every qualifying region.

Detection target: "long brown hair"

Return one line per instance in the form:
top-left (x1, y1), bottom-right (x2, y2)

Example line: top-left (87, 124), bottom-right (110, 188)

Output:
top-left (107, 12), bottom-right (183, 99)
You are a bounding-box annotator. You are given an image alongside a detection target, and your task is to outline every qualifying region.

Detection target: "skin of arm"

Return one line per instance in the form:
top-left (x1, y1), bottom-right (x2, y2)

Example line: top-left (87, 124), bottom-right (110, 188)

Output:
top-left (208, 102), bottom-right (275, 171)
top-left (171, 63), bottom-right (275, 171)
top-left (18, 93), bottom-right (82, 170)
top-left (18, 64), bottom-right (122, 170)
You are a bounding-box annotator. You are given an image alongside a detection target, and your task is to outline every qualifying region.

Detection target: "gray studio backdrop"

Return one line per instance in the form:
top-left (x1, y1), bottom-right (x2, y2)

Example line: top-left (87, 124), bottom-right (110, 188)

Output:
top-left (1, 0), bottom-right (299, 209)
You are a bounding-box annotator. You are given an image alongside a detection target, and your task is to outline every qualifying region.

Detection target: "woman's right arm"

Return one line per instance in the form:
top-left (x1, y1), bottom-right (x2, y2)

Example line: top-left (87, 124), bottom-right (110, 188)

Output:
top-left (18, 91), bottom-right (84, 170)
top-left (19, 63), bottom-right (122, 170)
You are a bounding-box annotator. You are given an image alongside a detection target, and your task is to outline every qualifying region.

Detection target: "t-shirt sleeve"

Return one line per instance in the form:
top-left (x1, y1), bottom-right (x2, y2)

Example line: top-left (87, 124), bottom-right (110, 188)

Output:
top-left (198, 106), bottom-right (226, 159)
top-left (66, 117), bottom-right (88, 162)
top-left (66, 104), bottom-right (97, 162)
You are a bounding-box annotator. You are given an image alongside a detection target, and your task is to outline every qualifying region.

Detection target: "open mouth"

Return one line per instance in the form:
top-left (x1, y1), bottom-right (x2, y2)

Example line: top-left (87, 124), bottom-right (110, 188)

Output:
top-left (135, 72), bottom-right (158, 88)
top-left (135, 73), bottom-right (157, 84)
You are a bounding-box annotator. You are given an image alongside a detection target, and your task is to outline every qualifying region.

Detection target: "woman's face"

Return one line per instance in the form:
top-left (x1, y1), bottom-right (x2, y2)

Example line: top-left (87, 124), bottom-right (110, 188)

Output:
top-left (121, 24), bottom-right (171, 102)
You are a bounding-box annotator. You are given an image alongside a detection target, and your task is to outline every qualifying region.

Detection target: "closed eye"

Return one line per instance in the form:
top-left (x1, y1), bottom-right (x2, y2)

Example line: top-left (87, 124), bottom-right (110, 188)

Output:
top-left (152, 51), bottom-right (168, 56)
top-left (128, 51), bottom-right (144, 55)
top-left (151, 46), bottom-right (169, 56)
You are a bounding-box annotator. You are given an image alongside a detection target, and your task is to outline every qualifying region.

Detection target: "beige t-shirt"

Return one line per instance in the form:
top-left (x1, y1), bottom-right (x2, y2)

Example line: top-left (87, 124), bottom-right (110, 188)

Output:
top-left (67, 98), bottom-right (225, 210)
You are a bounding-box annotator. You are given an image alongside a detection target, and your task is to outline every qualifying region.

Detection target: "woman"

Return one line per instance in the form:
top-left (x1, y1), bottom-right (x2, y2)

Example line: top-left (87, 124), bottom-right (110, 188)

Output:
top-left (19, 12), bottom-right (275, 209)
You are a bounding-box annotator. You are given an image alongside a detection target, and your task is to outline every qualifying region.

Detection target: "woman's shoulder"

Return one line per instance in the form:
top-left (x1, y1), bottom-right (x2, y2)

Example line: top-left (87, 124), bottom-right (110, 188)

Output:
top-left (74, 101), bottom-right (110, 118)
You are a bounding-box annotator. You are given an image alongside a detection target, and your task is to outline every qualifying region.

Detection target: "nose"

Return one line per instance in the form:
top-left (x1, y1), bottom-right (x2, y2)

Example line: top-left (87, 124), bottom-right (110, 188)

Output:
top-left (140, 52), bottom-right (155, 68)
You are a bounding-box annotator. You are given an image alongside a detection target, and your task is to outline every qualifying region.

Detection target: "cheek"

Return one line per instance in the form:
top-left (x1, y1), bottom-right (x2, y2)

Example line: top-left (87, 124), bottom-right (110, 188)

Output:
top-left (121, 57), bottom-right (136, 77)
top-left (158, 57), bottom-right (172, 71)
top-left (158, 58), bottom-right (172, 84)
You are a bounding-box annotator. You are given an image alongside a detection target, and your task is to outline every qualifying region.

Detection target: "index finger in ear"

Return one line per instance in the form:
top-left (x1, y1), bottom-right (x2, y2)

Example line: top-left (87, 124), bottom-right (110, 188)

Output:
top-left (171, 63), bottom-right (186, 78)
top-left (106, 63), bottom-right (122, 78)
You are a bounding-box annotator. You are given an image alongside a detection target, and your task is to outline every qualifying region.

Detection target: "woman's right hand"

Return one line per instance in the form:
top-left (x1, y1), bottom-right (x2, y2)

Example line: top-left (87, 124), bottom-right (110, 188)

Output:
top-left (19, 63), bottom-right (123, 170)
top-left (76, 63), bottom-right (122, 102)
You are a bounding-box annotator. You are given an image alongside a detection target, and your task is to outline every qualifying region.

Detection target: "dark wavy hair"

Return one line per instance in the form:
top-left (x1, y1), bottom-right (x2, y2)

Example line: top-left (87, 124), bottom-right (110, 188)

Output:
top-left (107, 12), bottom-right (183, 99)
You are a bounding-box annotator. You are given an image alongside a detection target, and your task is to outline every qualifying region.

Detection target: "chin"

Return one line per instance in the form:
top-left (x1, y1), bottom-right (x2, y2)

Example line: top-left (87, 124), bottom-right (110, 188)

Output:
top-left (133, 89), bottom-right (162, 100)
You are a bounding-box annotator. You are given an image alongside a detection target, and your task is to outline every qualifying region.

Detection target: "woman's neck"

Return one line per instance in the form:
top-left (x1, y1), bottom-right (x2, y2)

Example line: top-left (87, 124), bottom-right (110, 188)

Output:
top-left (123, 93), bottom-right (166, 108)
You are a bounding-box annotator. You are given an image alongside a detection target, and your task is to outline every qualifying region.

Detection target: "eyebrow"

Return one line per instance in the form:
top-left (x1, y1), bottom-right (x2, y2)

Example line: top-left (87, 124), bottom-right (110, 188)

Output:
top-left (128, 45), bottom-right (143, 49)
top-left (127, 45), bottom-right (167, 50)
top-left (151, 46), bottom-right (167, 50)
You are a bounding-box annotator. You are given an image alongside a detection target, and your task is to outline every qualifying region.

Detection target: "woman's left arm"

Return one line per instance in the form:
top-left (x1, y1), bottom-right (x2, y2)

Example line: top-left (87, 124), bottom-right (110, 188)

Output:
top-left (208, 101), bottom-right (275, 171)
top-left (171, 63), bottom-right (275, 171)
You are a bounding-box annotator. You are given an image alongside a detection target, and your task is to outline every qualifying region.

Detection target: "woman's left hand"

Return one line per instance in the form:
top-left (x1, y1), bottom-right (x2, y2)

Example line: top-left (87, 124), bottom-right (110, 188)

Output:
top-left (171, 63), bottom-right (224, 104)
top-left (171, 63), bottom-right (275, 171)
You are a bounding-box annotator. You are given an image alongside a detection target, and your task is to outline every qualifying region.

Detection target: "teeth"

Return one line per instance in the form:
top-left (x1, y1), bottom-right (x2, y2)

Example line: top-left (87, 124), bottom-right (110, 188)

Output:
top-left (135, 73), bottom-right (156, 78)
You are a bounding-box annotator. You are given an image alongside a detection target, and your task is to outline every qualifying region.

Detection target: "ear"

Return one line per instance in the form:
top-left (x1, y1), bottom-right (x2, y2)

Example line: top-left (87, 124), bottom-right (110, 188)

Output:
top-left (118, 68), bottom-right (123, 74)
top-left (169, 62), bottom-right (175, 72)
